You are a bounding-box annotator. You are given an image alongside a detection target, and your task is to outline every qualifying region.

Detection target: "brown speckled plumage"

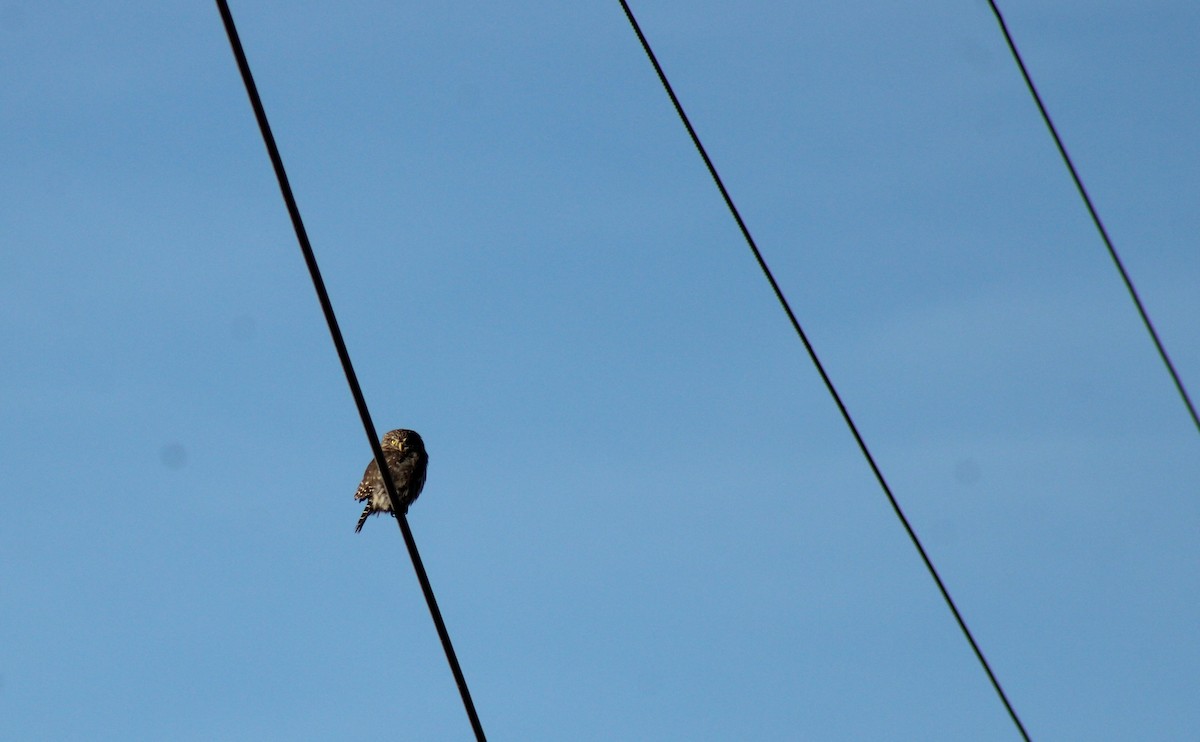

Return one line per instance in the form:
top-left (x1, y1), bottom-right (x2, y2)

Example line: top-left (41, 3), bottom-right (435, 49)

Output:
top-left (353, 429), bottom-right (428, 532)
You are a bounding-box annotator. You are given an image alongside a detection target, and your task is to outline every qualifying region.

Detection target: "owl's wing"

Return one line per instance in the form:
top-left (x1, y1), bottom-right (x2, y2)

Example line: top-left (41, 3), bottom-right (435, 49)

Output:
top-left (392, 450), bottom-right (428, 500)
top-left (353, 458), bottom-right (380, 502)
top-left (410, 454), bottom-right (427, 499)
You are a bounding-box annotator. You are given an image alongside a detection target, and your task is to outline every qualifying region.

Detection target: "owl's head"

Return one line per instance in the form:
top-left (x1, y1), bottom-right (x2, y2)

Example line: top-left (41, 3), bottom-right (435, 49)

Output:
top-left (382, 429), bottom-right (424, 453)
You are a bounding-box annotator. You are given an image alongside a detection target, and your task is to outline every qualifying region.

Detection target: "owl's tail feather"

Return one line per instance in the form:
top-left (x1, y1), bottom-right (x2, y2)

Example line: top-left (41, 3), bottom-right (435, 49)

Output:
top-left (354, 505), bottom-right (372, 533)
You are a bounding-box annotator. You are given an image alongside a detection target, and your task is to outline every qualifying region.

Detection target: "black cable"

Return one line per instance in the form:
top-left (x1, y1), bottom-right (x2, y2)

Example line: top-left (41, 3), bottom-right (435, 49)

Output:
top-left (214, 3), bottom-right (487, 739)
top-left (615, 2), bottom-right (1031, 739)
top-left (985, 0), bottom-right (1199, 436)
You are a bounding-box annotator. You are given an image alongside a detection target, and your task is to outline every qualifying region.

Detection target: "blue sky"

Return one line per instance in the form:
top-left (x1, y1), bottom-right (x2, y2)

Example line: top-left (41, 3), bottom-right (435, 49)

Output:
top-left (3, 2), bottom-right (1198, 739)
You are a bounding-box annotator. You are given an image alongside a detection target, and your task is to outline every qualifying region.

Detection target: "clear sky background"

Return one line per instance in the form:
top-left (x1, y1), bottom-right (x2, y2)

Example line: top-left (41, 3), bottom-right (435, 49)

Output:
top-left (2, 2), bottom-right (1198, 740)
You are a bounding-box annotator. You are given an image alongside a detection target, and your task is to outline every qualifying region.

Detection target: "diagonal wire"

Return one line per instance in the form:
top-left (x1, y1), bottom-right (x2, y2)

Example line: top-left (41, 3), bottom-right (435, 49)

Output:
top-left (985, 0), bottom-right (1199, 436)
top-left (616, 2), bottom-right (1031, 739)
top-left (214, 3), bottom-right (487, 739)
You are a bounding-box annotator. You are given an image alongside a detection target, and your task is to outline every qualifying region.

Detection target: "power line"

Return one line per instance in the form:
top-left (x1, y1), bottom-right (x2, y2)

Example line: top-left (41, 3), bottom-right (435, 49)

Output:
top-left (985, 0), bottom-right (1199, 436)
top-left (213, 3), bottom-right (487, 739)
top-left (615, 2), bottom-right (1032, 739)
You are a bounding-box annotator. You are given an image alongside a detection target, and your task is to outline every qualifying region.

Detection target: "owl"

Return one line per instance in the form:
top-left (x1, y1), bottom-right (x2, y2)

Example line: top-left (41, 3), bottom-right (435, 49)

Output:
top-left (353, 429), bottom-right (428, 532)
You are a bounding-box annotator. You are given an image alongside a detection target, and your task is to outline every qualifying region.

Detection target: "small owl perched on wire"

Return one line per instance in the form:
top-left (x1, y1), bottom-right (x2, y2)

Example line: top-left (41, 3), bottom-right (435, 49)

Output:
top-left (353, 429), bottom-right (428, 533)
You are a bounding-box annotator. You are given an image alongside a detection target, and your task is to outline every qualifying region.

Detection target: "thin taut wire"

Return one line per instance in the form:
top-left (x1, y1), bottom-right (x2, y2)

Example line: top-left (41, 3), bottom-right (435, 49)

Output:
top-left (986, 0), bottom-right (1199, 435)
top-left (616, 2), bottom-right (1031, 739)
top-left (214, 3), bottom-right (486, 739)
